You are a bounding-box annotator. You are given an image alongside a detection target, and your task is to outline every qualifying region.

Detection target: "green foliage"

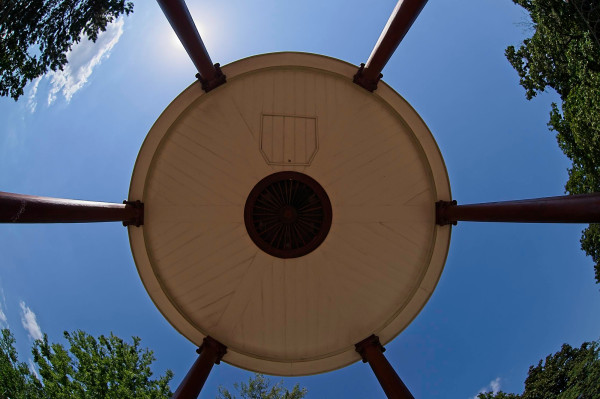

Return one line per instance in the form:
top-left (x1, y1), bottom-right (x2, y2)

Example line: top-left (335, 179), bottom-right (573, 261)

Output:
top-left (33, 330), bottom-right (173, 399)
top-left (506, 0), bottom-right (600, 282)
top-left (0, 0), bottom-right (134, 101)
top-left (478, 392), bottom-right (520, 399)
top-left (0, 327), bottom-right (172, 399)
top-left (217, 373), bottom-right (308, 399)
top-left (478, 339), bottom-right (600, 398)
top-left (0, 329), bottom-right (44, 398)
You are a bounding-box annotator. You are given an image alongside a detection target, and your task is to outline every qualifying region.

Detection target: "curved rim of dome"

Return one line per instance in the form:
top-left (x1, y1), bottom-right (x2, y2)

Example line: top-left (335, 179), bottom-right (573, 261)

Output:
top-left (127, 52), bottom-right (452, 376)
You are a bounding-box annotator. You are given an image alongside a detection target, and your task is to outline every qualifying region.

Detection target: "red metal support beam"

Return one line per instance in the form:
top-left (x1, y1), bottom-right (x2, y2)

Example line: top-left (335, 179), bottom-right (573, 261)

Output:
top-left (156, 0), bottom-right (226, 92)
top-left (436, 193), bottom-right (600, 226)
top-left (355, 335), bottom-right (414, 399)
top-left (172, 337), bottom-right (227, 399)
top-left (0, 191), bottom-right (143, 226)
top-left (354, 0), bottom-right (429, 91)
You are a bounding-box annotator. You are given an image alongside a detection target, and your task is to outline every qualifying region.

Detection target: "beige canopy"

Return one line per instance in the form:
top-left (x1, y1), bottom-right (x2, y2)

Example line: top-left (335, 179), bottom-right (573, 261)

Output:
top-left (128, 52), bottom-right (451, 376)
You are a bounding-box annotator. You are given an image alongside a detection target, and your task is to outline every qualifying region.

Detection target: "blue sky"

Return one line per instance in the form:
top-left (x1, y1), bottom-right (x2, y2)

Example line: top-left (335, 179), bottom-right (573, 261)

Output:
top-left (1, 0), bottom-right (600, 398)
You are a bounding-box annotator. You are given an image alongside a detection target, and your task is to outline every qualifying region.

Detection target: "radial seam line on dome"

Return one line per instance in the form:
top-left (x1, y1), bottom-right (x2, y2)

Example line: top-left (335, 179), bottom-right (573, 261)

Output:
top-left (156, 0), bottom-right (226, 92)
top-left (436, 193), bottom-right (600, 225)
top-left (0, 191), bottom-right (144, 227)
top-left (354, 0), bottom-right (429, 92)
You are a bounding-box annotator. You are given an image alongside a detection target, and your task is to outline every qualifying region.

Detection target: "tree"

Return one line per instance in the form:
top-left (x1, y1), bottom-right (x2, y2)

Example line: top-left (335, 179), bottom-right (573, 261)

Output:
top-left (0, 0), bottom-right (134, 101)
top-left (0, 329), bottom-right (44, 398)
top-left (0, 328), bottom-right (173, 398)
top-left (478, 393), bottom-right (520, 399)
top-left (505, 0), bottom-right (600, 282)
top-left (217, 373), bottom-right (308, 399)
top-left (477, 339), bottom-right (600, 398)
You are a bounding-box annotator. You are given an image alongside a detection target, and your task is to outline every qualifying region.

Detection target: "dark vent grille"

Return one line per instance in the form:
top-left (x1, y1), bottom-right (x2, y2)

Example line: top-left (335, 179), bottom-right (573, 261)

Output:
top-left (244, 172), bottom-right (332, 258)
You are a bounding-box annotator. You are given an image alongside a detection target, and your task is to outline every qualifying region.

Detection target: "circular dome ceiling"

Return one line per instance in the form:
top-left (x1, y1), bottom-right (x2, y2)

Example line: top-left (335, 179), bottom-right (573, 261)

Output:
top-left (128, 52), bottom-right (451, 376)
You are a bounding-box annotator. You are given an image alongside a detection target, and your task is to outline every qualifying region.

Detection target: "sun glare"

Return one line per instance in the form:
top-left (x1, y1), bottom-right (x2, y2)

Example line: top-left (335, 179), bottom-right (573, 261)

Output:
top-left (167, 22), bottom-right (210, 52)
top-left (169, 30), bottom-right (183, 50)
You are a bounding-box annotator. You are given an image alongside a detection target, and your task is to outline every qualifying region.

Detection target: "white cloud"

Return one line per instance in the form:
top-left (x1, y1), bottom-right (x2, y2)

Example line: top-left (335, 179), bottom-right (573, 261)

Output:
top-left (0, 285), bottom-right (7, 328)
top-left (0, 303), bottom-right (6, 327)
top-left (19, 301), bottom-right (43, 341)
top-left (490, 377), bottom-right (501, 394)
top-left (46, 18), bottom-right (125, 105)
top-left (472, 377), bottom-right (501, 399)
top-left (28, 358), bottom-right (40, 379)
top-left (26, 77), bottom-right (41, 113)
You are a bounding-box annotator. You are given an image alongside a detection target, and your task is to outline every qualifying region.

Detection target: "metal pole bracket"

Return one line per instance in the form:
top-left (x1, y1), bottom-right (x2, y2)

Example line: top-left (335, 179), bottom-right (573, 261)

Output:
top-left (436, 200), bottom-right (458, 226)
top-left (123, 200), bottom-right (144, 227)
top-left (353, 63), bottom-right (383, 92)
top-left (196, 336), bottom-right (227, 364)
top-left (196, 63), bottom-right (226, 92)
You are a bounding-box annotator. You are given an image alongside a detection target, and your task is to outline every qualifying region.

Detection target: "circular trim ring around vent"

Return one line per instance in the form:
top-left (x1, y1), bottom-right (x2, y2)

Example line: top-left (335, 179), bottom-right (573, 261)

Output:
top-left (244, 171), bottom-right (332, 258)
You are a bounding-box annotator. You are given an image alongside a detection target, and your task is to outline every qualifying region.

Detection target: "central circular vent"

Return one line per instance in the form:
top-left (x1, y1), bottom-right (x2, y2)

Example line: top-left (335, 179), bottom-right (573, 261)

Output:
top-left (244, 171), bottom-right (332, 258)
